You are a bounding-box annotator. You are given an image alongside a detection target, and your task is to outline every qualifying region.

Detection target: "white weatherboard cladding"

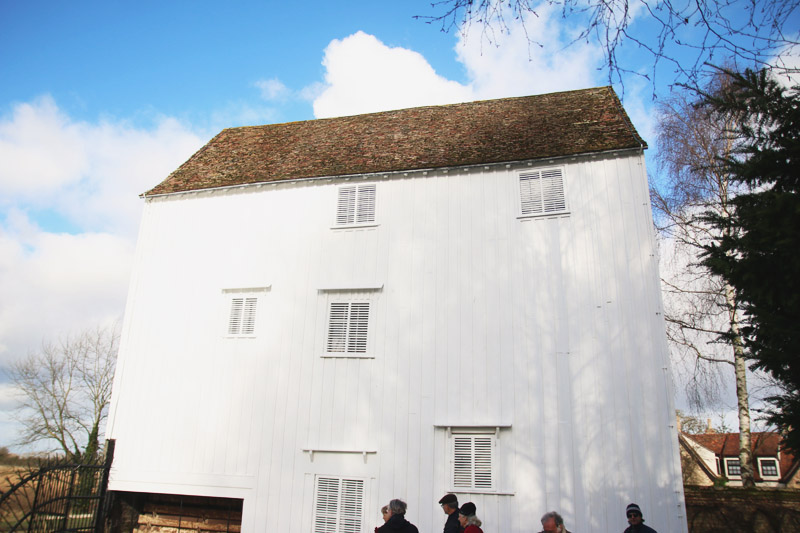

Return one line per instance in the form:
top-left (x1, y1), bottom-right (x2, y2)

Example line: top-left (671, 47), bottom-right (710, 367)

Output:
top-left (107, 154), bottom-right (686, 533)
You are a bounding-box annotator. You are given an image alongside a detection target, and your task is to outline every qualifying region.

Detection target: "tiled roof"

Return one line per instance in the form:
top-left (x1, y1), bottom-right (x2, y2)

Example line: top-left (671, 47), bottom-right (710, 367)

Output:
top-left (145, 87), bottom-right (646, 196)
top-left (684, 432), bottom-right (798, 483)
top-left (686, 432), bottom-right (783, 456)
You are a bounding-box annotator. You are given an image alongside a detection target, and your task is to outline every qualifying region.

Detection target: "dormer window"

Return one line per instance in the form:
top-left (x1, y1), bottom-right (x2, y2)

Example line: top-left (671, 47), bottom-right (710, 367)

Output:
top-left (724, 457), bottom-right (741, 478)
top-left (758, 457), bottom-right (780, 478)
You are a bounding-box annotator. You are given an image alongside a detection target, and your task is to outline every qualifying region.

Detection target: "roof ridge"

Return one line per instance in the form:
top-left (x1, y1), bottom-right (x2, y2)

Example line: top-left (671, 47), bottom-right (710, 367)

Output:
top-left (145, 87), bottom-right (646, 196)
top-left (222, 86), bottom-right (613, 131)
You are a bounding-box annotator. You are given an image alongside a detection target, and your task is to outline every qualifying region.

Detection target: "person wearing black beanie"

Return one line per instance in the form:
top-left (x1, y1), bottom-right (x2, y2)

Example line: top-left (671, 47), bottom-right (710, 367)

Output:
top-left (623, 503), bottom-right (657, 533)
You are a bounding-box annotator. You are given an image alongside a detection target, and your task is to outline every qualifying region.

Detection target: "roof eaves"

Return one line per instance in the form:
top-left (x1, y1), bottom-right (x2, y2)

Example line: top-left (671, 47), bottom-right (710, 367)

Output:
top-left (679, 433), bottom-right (718, 481)
top-left (140, 145), bottom-right (644, 200)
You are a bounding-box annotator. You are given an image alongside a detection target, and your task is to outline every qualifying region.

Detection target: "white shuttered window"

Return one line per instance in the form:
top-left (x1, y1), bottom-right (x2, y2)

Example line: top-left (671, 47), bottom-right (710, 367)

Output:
top-left (519, 168), bottom-right (567, 216)
top-left (452, 434), bottom-right (495, 491)
top-left (336, 184), bottom-right (376, 225)
top-left (228, 297), bottom-right (258, 336)
top-left (313, 476), bottom-right (365, 533)
top-left (326, 302), bottom-right (370, 354)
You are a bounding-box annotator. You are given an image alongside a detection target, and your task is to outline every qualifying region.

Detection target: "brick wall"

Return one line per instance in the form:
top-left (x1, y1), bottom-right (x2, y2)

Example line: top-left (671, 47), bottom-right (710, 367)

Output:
top-left (685, 486), bottom-right (800, 532)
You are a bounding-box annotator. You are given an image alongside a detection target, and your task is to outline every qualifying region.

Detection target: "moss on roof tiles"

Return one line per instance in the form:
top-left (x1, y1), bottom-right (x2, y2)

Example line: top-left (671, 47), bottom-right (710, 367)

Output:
top-left (146, 87), bottom-right (646, 196)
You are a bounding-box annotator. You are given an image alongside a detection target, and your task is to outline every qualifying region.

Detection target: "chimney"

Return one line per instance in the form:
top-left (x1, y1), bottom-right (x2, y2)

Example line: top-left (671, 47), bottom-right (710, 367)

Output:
top-left (676, 414), bottom-right (682, 433)
top-left (706, 418), bottom-right (715, 434)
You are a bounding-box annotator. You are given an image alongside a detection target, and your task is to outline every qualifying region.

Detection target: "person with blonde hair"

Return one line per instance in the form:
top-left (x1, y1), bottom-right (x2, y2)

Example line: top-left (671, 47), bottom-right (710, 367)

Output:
top-left (457, 502), bottom-right (483, 533)
top-left (375, 505), bottom-right (391, 533)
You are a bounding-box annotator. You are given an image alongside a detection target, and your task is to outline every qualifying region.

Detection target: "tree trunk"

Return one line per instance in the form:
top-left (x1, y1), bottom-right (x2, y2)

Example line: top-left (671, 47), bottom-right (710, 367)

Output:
top-left (727, 282), bottom-right (754, 487)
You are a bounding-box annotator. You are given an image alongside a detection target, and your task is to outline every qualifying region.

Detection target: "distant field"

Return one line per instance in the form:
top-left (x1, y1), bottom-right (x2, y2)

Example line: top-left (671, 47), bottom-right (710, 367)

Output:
top-left (0, 464), bottom-right (25, 492)
top-left (0, 464), bottom-right (32, 531)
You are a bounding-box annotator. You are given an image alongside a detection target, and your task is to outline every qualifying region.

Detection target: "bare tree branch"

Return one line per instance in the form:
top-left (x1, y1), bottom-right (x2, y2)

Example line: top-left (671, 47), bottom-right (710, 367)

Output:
top-left (7, 322), bottom-right (119, 462)
top-left (417, 0), bottom-right (799, 92)
top-left (653, 70), bottom-right (758, 486)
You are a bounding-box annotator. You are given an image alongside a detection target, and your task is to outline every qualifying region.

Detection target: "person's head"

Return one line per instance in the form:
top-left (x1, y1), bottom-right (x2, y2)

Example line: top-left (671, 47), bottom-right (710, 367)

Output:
top-left (540, 511), bottom-right (564, 532)
top-left (438, 493), bottom-right (459, 515)
top-left (626, 503), bottom-right (643, 527)
top-left (389, 499), bottom-right (407, 517)
top-left (381, 505), bottom-right (390, 522)
top-left (458, 502), bottom-right (481, 528)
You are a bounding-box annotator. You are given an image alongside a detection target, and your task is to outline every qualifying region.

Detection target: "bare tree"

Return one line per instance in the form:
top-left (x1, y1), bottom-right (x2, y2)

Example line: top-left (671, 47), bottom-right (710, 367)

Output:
top-left (8, 323), bottom-right (119, 462)
top-left (652, 73), bottom-right (756, 486)
top-left (418, 0), bottom-right (799, 91)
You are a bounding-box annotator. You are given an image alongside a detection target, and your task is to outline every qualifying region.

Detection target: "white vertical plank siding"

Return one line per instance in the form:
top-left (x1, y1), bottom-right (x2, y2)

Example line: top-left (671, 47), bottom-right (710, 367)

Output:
top-left (106, 152), bottom-right (686, 533)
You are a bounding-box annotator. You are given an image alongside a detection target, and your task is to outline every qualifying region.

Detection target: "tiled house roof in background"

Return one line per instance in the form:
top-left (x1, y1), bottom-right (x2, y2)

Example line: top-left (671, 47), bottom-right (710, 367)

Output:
top-left (146, 87), bottom-right (646, 196)
top-left (684, 432), bottom-right (799, 483)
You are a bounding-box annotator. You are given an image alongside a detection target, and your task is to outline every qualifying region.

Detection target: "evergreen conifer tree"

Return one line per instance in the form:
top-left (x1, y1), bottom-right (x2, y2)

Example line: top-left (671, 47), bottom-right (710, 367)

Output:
top-left (700, 69), bottom-right (800, 451)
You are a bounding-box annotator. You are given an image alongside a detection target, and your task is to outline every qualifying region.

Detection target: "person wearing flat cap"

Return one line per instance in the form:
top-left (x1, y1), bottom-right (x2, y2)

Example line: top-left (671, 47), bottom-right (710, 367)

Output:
top-left (438, 494), bottom-right (462, 533)
top-left (457, 502), bottom-right (484, 533)
top-left (623, 503), bottom-right (657, 533)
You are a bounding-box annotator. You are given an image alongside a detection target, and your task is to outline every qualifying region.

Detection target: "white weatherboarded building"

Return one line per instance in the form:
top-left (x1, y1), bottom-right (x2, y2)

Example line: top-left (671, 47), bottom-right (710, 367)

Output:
top-left (106, 88), bottom-right (687, 533)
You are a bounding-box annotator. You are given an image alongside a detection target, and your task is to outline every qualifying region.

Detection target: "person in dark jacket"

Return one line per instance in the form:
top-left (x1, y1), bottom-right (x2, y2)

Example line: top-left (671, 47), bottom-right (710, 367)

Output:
top-left (376, 499), bottom-right (419, 533)
top-left (438, 493), bottom-right (463, 533)
top-left (375, 505), bottom-right (391, 533)
top-left (623, 503), bottom-right (657, 533)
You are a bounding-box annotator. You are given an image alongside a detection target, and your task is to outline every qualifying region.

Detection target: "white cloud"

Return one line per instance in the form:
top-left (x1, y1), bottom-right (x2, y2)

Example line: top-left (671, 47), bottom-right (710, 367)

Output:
top-left (771, 43), bottom-right (800, 88)
top-left (0, 96), bottom-right (89, 198)
top-left (308, 6), bottom-right (605, 119)
top-left (0, 97), bottom-right (206, 370)
top-left (454, 4), bottom-right (603, 99)
top-left (312, 31), bottom-right (475, 118)
top-left (255, 78), bottom-right (291, 101)
top-left (0, 210), bottom-right (133, 359)
top-left (0, 98), bottom-right (206, 237)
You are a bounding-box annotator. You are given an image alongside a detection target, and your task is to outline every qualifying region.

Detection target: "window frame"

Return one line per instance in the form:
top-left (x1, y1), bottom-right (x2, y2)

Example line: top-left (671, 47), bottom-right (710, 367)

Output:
top-left (724, 457), bottom-right (742, 479)
top-left (320, 288), bottom-right (380, 359)
top-left (758, 457), bottom-right (780, 479)
top-left (517, 166), bottom-right (569, 218)
top-left (312, 475), bottom-right (366, 533)
top-left (450, 431), bottom-right (496, 493)
top-left (222, 287), bottom-right (270, 338)
top-left (333, 183), bottom-right (378, 229)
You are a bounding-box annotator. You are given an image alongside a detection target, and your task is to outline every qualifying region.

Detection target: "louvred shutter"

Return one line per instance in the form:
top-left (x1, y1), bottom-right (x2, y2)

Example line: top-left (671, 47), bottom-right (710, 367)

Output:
top-left (241, 297), bottom-right (257, 335)
top-left (313, 476), bottom-right (364, 533)
top-left (347, 303), bottom-right (369, 353)
top-left (355, 184), bottom-right (376, 223)
top-left (327, 302), bottom-right (370, 354)
top-left (339, 479), bottom-right (364, 533)
top-left (337, 187), bottom-right (356, 225)
top-left (520, 169), bottom-right (566, 215)
top-left (313, 477), bottom-right (340, 533)
top-left (452, 434), bottom-right (494, 490)
top-left (327, 303), bottom-right (349, 352)
top-left (228, 298), bottom-right (244, 335)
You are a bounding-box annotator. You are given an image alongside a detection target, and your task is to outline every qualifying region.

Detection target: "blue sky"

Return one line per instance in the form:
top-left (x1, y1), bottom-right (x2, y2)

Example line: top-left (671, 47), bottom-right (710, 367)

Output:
top-left (1, 2), bottom-right (465, 127)
top-left (1, 0), bottom-right (796, 451)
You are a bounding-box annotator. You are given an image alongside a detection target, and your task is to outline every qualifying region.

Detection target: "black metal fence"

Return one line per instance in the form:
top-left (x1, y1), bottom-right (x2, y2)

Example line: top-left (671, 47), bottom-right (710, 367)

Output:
top-left (0, 442), bottom-right (114, 533)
